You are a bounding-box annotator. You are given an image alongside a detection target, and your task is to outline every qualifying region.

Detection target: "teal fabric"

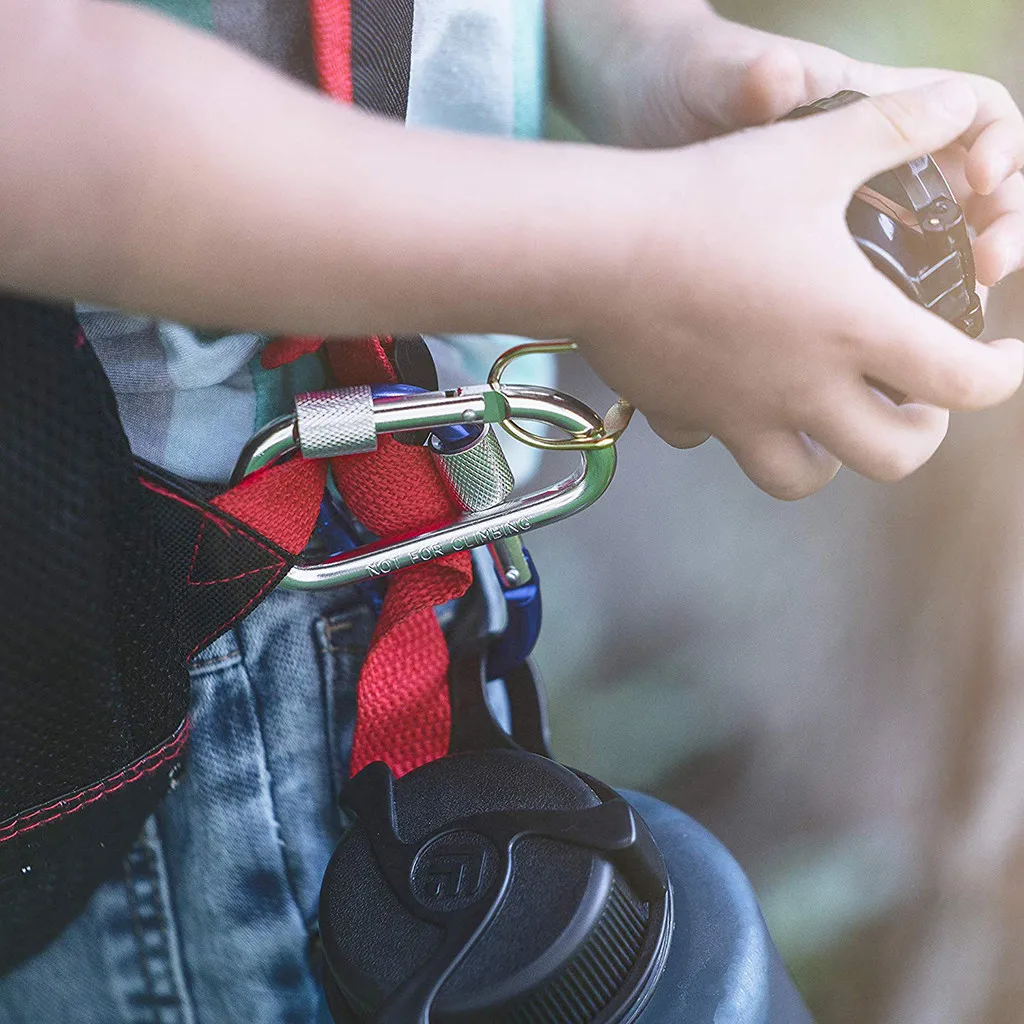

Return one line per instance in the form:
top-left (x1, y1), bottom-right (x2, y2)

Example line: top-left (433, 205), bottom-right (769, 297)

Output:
top-left (133, 0), bottom-right (213, 30)
top-left (512, 0), bottom-right (546, 139)
top-left (250, 351), bottom-right (329, 428)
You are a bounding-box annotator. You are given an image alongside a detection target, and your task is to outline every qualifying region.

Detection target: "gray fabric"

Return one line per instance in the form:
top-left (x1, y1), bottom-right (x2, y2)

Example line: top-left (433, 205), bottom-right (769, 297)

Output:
top-left (78, 306), bottom-right (263, 392)
top-left (407, 0), bottom-right (513, 135)
top-left (77, 306), bottom-right (173, 393)
top-left (211, 0), bottom-right (317, 84)
top-left (79, 304), bottom-right (265, 482)
top-left (108, 388), bottom-right (175, 470)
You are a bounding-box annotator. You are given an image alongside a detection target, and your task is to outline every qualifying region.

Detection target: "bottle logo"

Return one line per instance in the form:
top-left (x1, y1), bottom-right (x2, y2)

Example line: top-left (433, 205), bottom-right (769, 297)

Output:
top-left (410, 830), bottom-right (498, 912)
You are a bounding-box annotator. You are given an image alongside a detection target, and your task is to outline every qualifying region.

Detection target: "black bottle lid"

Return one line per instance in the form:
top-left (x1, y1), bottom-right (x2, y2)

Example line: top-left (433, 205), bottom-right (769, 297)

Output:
top-left (319, 750), bottom-right (672, 1024)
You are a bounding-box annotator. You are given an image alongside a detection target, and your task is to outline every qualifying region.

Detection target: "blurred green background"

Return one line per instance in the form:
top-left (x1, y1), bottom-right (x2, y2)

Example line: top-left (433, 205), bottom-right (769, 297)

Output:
top-left (532, 3), bottom-right (1024, 1022)
top-left (720, 0), bottom-right (1014, 72)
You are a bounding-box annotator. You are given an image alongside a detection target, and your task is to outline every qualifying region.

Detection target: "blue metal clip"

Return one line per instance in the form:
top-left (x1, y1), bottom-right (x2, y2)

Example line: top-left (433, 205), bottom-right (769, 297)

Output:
top-left (485, 549), bottom-right (542, 681)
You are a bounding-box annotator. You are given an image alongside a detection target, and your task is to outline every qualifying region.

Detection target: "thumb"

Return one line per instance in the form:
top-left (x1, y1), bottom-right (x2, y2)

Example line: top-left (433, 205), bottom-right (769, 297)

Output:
top-left (811, 79), bottom-right (978, 188)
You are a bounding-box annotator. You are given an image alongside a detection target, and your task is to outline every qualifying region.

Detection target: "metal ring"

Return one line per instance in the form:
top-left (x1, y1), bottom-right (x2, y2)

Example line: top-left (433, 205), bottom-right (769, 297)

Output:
top-left (487, 341), bottom-right (632, 452)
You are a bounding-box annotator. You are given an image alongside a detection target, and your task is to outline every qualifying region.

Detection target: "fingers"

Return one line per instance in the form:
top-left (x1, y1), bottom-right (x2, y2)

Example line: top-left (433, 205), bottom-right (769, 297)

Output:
top-left (924, 144), bottom-right (1024, 287)
top-left (647, 415), bottom-right (711, 450)
top-left (966, 172), bottom-right (1024, 284)
top-left (947, 76), bottom-right (1024, 197)
top-left (848, 70), bottom-right (1024, 197)
top-left (964, 116), bottom-right (1024, 195)
top-left (861, 296), bottom-right (1024, 409)
top-left (666, 395), bottom-right (948, 498)
top-left (736, 45), bottom-right (809, 126)
top-left (722, 430), bottom-right (841, 500)
top-left (807, 388), bottom-right (949, 482)
top-left (808, 79), bottom-right (979, 189)
top-left (932, 142), bottom-right (974, 204)
top-left (913, 144), bottom-right (1024, 288)
top-left (975, 208), bottom-right (1024, 287)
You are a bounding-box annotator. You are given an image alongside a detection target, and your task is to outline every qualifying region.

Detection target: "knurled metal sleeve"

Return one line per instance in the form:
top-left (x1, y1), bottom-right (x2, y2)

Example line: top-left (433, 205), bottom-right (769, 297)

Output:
top-left (433, 427), bottom-right (515, 512)
top-left (295, 386), bottom-right (378, 459)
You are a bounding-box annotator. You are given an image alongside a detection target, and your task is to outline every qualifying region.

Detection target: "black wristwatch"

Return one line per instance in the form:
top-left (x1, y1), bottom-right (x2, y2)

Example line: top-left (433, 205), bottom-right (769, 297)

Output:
top-left (785, 89), bottom-right (984, 337)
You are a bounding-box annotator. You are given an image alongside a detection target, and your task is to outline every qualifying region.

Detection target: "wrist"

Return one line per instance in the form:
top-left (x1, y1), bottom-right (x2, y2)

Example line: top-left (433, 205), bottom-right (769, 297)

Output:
top-left (404, 135), bottom-right (646, 344)
top-left (298, 121), bottom-right (648, 346)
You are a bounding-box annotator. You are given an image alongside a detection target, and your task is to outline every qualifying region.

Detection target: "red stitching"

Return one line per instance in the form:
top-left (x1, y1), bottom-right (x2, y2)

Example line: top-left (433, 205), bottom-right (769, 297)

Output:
top-left (187, 517), bottom-right (205, 582)
top-left (0, 721), bottom-right (188, 837)
top-left (185, 518), bottom-right (281, 587)
top-left (189, 567), bottom-right (279, 587)
top-left (0, 720), bottom-right (190, 845)
top-left (139, 478), bottom-right (289, 653)
top-left (187, 570), bottom-right (282, 660)
top-left (141, 480), bottom-right (283, 562)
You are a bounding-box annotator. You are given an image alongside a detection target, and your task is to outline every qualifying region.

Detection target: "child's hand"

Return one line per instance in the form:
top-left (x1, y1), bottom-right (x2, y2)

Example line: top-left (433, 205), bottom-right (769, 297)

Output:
top-left (575, 81), bottom-right (1024, 499)
top-left (550, 2), bottom-right (1024, 291)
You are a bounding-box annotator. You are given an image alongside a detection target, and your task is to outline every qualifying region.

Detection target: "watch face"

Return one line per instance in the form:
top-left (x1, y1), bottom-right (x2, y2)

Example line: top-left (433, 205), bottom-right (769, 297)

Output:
top-left (846, 192), bottom-right (930, 302)
top-left (855, 184), bottom-right (922, 233)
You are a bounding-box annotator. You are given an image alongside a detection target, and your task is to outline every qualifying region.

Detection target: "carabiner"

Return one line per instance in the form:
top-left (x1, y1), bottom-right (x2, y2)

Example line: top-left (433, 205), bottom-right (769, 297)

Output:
top-left (231, 382), bottom-right (617, 590)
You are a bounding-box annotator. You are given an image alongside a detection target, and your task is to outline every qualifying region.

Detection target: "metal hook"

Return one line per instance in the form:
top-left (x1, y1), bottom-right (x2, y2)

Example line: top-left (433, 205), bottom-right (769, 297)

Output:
top-left (487, 341), bottom-right (635, 451)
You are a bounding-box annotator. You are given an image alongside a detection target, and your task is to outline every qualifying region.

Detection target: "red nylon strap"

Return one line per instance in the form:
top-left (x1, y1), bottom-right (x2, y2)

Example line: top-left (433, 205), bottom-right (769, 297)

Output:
top-left (213, 458), bottom-right (328, 554)
top-left (327, 341), bottom-right (472, 777)
top-left (218, 1), bottom-right (471, 778)
top-left (309, 0), bottom-right (353, 104)
top-left (260, 336), bottom-right (323, 369)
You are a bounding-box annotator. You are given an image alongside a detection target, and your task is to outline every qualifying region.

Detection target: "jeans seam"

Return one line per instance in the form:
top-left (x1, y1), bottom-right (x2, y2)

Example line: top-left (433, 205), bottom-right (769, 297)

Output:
top-left (317, 608), bottom-right (374, 812)
top-left (124, 863), bottom-right (157, 1024)
top-left (123, 818), bottom-right (197, 1024)
top-left (322, 642), bottom-right (370, 655)
top-left (149, 818), bottom-right (198, 1024)
top-left (234, 626), bottom-right (311, 931)
top-left (323, 620), bottom-right (354, 636)
top-left (187, 651), bottom-right (242, 674)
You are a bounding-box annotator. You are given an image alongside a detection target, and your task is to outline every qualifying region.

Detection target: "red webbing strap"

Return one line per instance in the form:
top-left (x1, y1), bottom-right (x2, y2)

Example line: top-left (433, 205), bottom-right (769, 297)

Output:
top-left (218, 0), bottom-right (472, 778)
top-left (309, 0), bottom-right (353, 104)
top-left (325, 341), bottom-right (472, 777)
top-left (212, 458), bottom-right (327, 554)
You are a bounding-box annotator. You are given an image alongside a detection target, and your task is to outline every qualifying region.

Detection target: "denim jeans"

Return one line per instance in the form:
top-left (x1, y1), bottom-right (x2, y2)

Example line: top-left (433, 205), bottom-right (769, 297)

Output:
top-left (0, 584), bottom-right (809, 1024)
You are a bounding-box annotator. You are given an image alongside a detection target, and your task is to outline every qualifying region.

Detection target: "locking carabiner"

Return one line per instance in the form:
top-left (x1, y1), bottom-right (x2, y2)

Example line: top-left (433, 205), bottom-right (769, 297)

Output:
top-left (231, 382), bottom-right (617, 591)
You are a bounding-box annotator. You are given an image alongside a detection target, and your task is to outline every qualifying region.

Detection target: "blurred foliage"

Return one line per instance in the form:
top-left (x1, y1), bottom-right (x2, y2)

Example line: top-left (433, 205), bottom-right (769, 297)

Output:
top-left (717, 0), bottom-right (1015, 77)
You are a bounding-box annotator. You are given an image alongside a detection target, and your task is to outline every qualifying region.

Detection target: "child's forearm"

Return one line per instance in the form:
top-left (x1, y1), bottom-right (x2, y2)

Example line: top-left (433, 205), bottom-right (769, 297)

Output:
top-left (0, 0), bottom-right (628, 338)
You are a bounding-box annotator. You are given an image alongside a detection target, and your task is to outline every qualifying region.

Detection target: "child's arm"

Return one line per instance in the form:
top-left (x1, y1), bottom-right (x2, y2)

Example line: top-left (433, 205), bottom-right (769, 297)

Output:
top-left (1, 0), bottom-right (1021, 500)
top-left (0, 0), bottom-right (608, 339)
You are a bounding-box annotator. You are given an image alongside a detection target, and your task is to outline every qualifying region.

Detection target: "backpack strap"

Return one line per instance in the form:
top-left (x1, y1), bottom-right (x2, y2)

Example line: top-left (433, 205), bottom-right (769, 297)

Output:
top-left (0, 300), bottom-right (319, 972)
